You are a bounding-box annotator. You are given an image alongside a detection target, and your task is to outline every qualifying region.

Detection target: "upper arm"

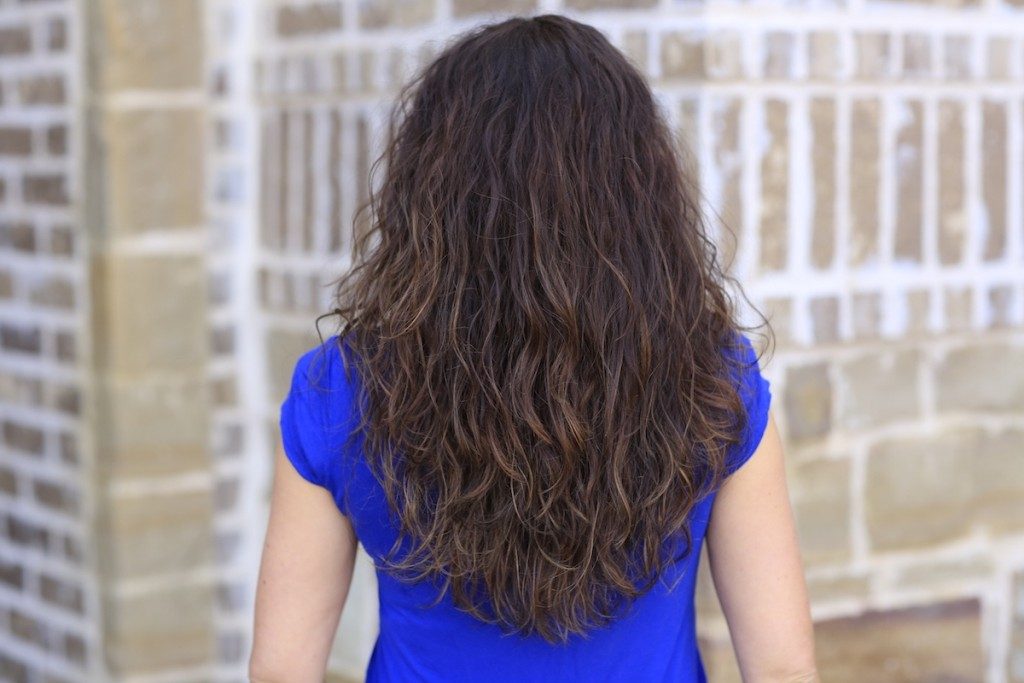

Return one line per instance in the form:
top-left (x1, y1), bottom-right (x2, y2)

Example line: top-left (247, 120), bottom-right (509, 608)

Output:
top-left (249, 440), bottom-right (359, 683)
top-left (705, 411), bottom-right (818, 682)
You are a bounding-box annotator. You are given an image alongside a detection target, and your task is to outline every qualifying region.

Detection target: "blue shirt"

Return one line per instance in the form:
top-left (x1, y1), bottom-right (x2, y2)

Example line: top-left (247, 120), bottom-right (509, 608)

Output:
top-left (279, 333), bottom-right (772, 682)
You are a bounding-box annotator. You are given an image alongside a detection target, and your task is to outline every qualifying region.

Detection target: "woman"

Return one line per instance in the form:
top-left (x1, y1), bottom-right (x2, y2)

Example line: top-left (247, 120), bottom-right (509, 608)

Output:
top-left (250, 13), bottom-right (817, 683)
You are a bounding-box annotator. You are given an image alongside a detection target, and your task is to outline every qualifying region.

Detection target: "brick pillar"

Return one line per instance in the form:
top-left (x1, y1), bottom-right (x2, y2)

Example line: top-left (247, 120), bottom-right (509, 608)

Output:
top-left (84, 0), bottom-right (215, 678)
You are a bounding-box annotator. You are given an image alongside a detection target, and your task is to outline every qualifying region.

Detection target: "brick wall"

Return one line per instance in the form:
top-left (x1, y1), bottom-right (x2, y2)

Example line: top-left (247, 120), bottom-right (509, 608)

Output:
top-left (1, 0), bottom-right (1021, 681)
top-left (251, 1), bottom-right (1024, 681)
top-left (0, 0), bottom-right (96, 680)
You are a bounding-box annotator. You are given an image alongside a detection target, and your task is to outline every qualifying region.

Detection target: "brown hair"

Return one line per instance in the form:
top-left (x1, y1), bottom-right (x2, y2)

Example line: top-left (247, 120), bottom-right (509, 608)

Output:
top-left (319, 13), bottom-right (769, 644)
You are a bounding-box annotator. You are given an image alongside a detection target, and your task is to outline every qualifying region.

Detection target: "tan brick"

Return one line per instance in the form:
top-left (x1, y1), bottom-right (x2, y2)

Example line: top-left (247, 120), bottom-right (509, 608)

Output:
top-left (91, 253), bottom-right (206, 377)
top-left (808, 32), bottom-right (841, 80)
top-left (790, 458), bottom-right (851, 564)
top-left (816, 599), bottom-right (983, 683)
top-left (29, 276), bottom-right (75, 310)
top-left (809, 296), bottom-right (839, 344)
top-left (104, 489), bottom-right (213, 578)
top-left (661, 30), bottom-right (705, 81)
top-left (938, 100), bottom-right (966, 264)
top-left (453, 0), bottom-right (537, 16)
top-left (3, 419), bottom-right (44, 456)
top-left (849, 98), bottom-right (880, 265)
top-left (99, 376), bottom-right (210, 478)
top-left (103, 582), bottom-right (214, 674)
top-left (33, 479), bottom-right (79, 515)
top-left (944, 34), bottom-right (974, 80)
top-left (810, 97), bottom-right (835, 269)
top-left (358, 0), bottom-right (436, 28)
top-left (39, 573), bottom-right (84, 614)
top-left (867, 428), bottom-right (977, 550)
top-left (974, 428), bottom-right (1024, 533)
top-left (621, 29), bottom-right (648, 72)
top-left (807, 574), bottom-right (870, 603)
top-left (783, 362), bottom-right (832, 442)
top-left (855, 32), bottom-right (891, 79)
top-left (851, 291), bottom-right (882, 339)
top-left (705, 30), bottom-right (743, 81)
top-left (759, 98), bottom-right (788, 272)
top-left (712, 96), bottom-right (742, 266)
top-left (987, 36), bottom-right (1014, 79)
top-left (22, 174), bottom-right (69, 206)
top-left (901, 33), bottom-right (932, 79)
top-left (937, 343), bottom-right (1024, 413)
top-left (0, 26), bottom-right (31, 55)
top-left (894, 100), bottom-right (923, 262)
top-left (838, 349), bottom-right (920, 429)
top-left (94, 0), bottom-right (203, 90)
top-left (987, 285), bottom-right (1014, 329)
top-left (276, 2), bottom-right (343, 36)
top-left (105, 109), bottom-right (203, 234)
top-left (763, 31), bottom-right (794, 79)
top-left (981, 100), bottom-right (1007, 261)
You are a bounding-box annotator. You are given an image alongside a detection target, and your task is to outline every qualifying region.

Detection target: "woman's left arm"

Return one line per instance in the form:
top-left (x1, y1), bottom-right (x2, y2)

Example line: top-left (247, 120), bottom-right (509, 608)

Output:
top-left (250, 441), bottom-right (358, 683)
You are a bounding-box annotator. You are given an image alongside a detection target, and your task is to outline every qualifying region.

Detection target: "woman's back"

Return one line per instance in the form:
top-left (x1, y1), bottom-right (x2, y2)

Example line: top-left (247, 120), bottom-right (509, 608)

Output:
top-left (278, 332), bottom-right (771, 682)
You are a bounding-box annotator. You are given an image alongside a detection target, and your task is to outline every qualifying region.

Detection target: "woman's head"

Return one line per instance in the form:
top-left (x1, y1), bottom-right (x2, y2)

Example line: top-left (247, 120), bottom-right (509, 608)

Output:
top-left (324, 13), bottom-right (767, 644)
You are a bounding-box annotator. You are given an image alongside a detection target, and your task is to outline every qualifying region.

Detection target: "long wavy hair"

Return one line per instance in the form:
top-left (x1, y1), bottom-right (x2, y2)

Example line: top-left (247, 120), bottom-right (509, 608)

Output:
top-left (318, 13), bottom-right (769, 645)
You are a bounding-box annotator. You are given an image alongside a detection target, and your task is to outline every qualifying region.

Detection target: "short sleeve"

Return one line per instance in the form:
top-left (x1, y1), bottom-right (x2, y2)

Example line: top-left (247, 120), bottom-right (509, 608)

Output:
top-left (278, 344), bottom-right (333, 489)
top-left (723, 333), bottom-right (772, 477)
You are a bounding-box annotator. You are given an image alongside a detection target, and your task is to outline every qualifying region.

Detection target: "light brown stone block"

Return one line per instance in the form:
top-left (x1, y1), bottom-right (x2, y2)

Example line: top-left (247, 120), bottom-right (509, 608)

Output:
top-left (759, 98), bottom-right (788, 272)
top-left (93, 0), bottom-right (203, 91)
top-left (783, 362), bottom-right (832, 442)
top-left (816, 599), bottom-right (983, 682)
top-left (358, 0), bottom-right (436, 29)
top-left (936, 343), bottom-right (1024, 413)
top-left (981, 99), bottom-right (1007, 261)
top-left (810, 97), bottom-right (836, 269)
top-left (104, 108), bottom-right (204, 234)
top-left (790, 458), bottom-right (851, 564)
top-left (838, 349), bottom-right (921, 429)
top-left (937, 99), bottom-right (966, 264)
top-left (661, 30), bottom-right (706, 81)
top-left (849, 98), bottom-right (880, 265)
top-left (894, 100), bottom-right (923, 262)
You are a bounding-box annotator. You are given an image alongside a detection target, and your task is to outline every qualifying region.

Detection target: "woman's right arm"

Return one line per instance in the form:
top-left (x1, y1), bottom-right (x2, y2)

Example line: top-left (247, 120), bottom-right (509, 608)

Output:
top-left (704, 410), bottom-right (820, 683)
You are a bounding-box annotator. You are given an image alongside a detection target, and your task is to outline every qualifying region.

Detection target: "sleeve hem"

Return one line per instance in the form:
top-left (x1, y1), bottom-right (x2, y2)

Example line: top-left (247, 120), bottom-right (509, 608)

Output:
top-left (279, 391), bottom-right (325, 488)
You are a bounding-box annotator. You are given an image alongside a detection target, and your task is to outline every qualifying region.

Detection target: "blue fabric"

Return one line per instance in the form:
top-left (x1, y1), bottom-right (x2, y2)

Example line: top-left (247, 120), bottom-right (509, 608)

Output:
top-left (279, 332), bottom-right (772, 682)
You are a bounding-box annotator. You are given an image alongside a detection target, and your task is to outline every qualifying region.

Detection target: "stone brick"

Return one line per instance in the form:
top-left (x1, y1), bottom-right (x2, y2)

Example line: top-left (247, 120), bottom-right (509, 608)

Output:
top-left (103, 582), bottom-right (214, 674)
top-left (0, 323), bottom-right (41, 353)
top-left (839, 349), bottom-right (920, 429)
top-left (849, 98), bottom-right (880, 265)
top-left (17, 74), bottom-right (65, 105)
top-left (39, 573), bottom-right (84, 614)
top-left (276, 2), bottom-right (343, 36)
top-left (894, 100), bottom-right (923, 262)
top-left (7, 513), bottom-right (50, 550)
top-left (807, 574), bottom-right (870, 603)
top-left (937, 343), bottom-right (1024, 413)
top-left (33, 479), bottom-right (79, 515)
top-left (809, 296), bottom-right (839, 344)
top-left (867, 428), bottom-right (977, 550)
top-left (986, 36), bottom-right (1014, 80)
top-left (705, 30), bottom-right (743, 81)
top-left (50, 225), bottom-right (74, 256)
top-left (981, 100), bottom-right (1007, 261)
top-left (29, 276), bottom-right (75, 309)
top-left (790, 458), bottom-right (851, 563)
top-left (0, 26), bottom-right (32, 55)
top-left (1, 221), bottom-right (36, 252)
top-left (808, 32), bottom-right (841, 80)
top-left (943, 285), bottom-right (972, 331)
top-left (944, 34), bottom-right (974, 80)
top-left (763, 31), bottom-right (794, 79)
top-left (894, 556), bottom-right (992, 589)
top-left (621, 29), bottom-right (648, 72)
top-left (711, 96), bottom-right (742, 266)
top-left (937, 99), bottom-right (966, 264)
top-left (3, 419), bottom-right (45, 456)
top-left (358, 0), bottom-right (436, 29)
top-left (901, 33), bottom-right (932, 79)
top-left (99, 375), bottom-right (210, 478)
top-left (105, 109), bottom-right (203, 234)
top-left (810, 97), bottom-right (835, 268)
top-left (46, 124), bottom-right (66, 155)
top-left (661, 30), bottom-right (705, 81)
top-left (104, 488), bottom-right (213, 578)
top-left (95, 0), bottom-right (203, 90)
top-left (816, 599), bottom-right (983, 682)
top-left (0, 126), bottom-right (32, 156)
top-left (92, 253), bottom-right (206, 377)
top-left (23, 173), bottom-right (69, 205)
top-left (0, 466), bottom-right (16, 495)
top-left (987, 285), bottom-right (1014, 329)
top-left (47, 17), bottom-right (66, 53)
top-left (759, 98), bottom-right (788, 272)
top-left (453, 0), bottom-right (537, 16)
top-left (973, 429), bottom-right (1024, 533)
top-left (783, 362), bottom-right (832, 442)
top-left (851, 291), bottom-right (882, 339)
top-left (854, 32), bottom-right (891, 79)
